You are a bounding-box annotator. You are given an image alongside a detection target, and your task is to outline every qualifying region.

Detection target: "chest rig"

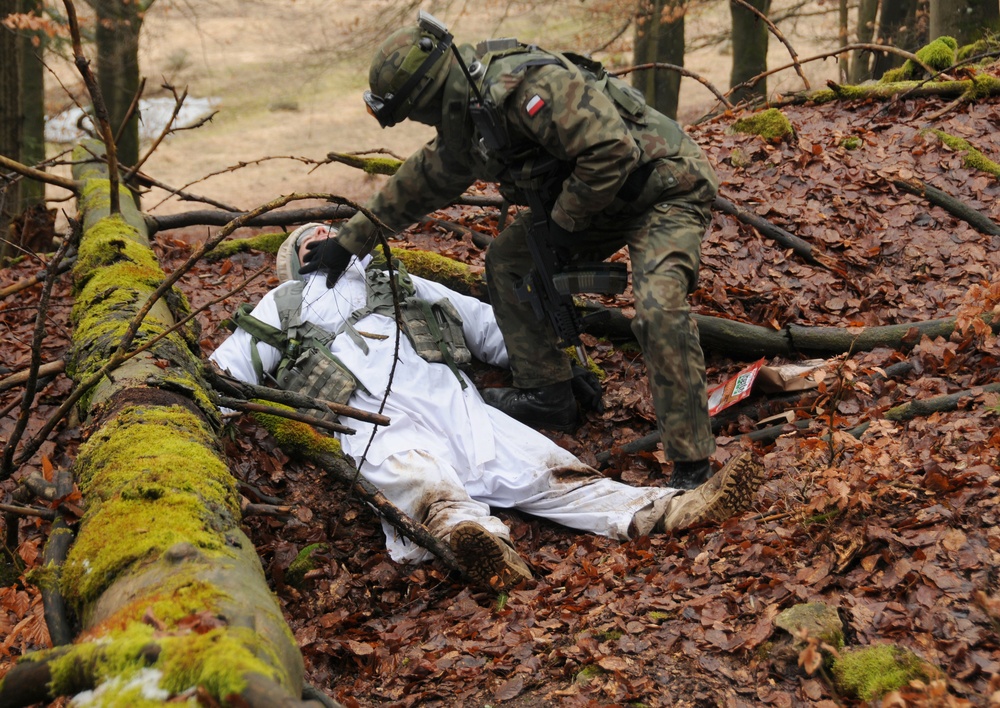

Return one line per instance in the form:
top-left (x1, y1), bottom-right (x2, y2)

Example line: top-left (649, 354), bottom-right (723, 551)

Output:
top-left (230, 260), bottom-right (473, 421)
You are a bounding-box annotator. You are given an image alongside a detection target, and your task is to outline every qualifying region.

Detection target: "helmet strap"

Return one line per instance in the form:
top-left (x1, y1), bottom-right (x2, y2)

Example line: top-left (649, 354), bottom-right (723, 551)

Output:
top-left (379, 35), bottom-right (452, 126)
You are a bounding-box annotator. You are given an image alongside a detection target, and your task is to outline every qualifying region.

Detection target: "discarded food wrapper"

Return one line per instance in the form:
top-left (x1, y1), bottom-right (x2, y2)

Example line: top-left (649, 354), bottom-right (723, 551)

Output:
top-left (756, 359), bottom-right (828, 394)
top-left (707, 358), bottom-right (765, 416)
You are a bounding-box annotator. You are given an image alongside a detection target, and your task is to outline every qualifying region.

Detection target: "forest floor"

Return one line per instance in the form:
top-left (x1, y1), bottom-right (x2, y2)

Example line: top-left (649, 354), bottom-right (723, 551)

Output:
top-left (3, 2), bottom-right (1000, 707)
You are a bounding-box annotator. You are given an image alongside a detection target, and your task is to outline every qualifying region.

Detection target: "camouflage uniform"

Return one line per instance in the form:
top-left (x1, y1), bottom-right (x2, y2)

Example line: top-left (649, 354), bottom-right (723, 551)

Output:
top-left (336, 43), bottom-right (719, 463)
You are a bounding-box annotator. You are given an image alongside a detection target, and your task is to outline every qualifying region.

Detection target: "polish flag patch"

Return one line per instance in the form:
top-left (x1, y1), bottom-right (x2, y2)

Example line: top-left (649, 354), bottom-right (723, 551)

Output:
top-left (525, 95), bottom-right (546, 116)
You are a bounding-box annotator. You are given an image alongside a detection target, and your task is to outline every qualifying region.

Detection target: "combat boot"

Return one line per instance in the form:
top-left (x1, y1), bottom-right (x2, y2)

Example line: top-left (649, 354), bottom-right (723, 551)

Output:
top-left (480, 380), bottom-right (577, 431)
top-left (658, 452), bottom-right (764, 532)
top-left (450, 521), bottom-right (533, 591)
top-left (669, 458), bottom-right (713, 490)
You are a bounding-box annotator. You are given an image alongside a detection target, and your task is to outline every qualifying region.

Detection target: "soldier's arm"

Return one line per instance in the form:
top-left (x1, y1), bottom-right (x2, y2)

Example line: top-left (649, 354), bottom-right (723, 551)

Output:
top-left (335, 137), bottom-right (476, 256)
top-left (506, 64), bottom-right (641, 233)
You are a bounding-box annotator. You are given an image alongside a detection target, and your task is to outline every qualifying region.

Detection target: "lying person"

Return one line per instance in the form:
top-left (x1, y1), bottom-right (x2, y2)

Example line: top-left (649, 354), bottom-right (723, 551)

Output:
top-left (209, 223), bottom-right (763, 591)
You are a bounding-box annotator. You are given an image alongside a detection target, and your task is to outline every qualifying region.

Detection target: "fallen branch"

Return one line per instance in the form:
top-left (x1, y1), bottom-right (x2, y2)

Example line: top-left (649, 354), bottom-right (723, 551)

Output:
top-left (206, 367), bottom-right (391, 427)
top-left (714, 195), bottom-right (822, 265)
top-left (40, 517), bottom-right (74, 646)
top-left (0, 361), bottom-right (65, 392)
top-left (217, 396), bottom-right (357, 436)
top-left (312, 451), bottom-right (462, 574)
top-left (891, 176), bottom-right (1000, 237)
top-left (883, 382), bottom-right (1000, 421)
top-left (0, 256), bottom-right (75, 301)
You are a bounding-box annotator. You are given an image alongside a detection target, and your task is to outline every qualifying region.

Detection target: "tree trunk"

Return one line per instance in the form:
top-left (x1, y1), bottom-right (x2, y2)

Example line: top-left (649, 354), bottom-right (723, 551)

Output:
top-left (0, 139), bottom-right (326, 707)
top-left (872, 0), bottom-right (924, 78)
top-left (851, 0), bottom-right (881, 81)
top-left (729, 0), bottom-right (771, 104)
top-left (632, 0), bottom-right (686, 119)
top-left (93, 0), bottom-right (145, 190)
top-left (17, 0), bottom-right (44, 208)
top-left (930, 0), bottom-right (1000, 43)
top-left (0, 0), bottom-right (22, 263)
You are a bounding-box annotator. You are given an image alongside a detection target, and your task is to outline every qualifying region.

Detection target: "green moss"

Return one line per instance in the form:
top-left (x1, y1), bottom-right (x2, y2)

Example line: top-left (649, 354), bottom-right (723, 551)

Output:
top-left (882, 37), bottom-right (957, 82)
top-left (370, 249), bottom-right (481, 296)
top-left (327, 151), bottom-right (403, 176)
top-left (965, 73), bottom-right (1000, 100)
top-left (362, 157), bottom-right (403, 176)
top-left (249, 400), bottom-right (342, 457)
top-left (840, 136), bottom-right (862, 150)
top-left (286, 543), bottom-right (329, 587)
top-left (932, 130), bottom-right (1000, 178)
top-left (206, 231), bottom-right (290, 261)
top-left (26, 562), bottom-right (62, 592)
top-left (63, 405), bottom-right (240, 605)
top-left (774, 602), bottom-right (844, 650)
top-left (575, 665), bottom-right (605, 684)
top-left (46, 622), bottom-right (280, 702)
top-left (730, 108), bottom-right (794, 141)
top-left (730, 147), bottom-right (751, 167)
top-left (832, 644), bottom-right (937, 701)
top-left (957, 36), bottom-right (1000, 64)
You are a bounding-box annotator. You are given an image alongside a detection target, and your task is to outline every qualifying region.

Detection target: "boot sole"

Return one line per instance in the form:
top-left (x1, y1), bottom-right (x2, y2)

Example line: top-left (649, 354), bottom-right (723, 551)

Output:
top-left (706, 451), bottom-right (765, 522)
top-left (450, 521), bottom-right (532, 591)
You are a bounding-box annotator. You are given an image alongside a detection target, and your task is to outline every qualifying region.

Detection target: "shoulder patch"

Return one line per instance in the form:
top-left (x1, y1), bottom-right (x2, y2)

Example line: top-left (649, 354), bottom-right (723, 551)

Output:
top-left (525, 94), bottom-right (546, 116)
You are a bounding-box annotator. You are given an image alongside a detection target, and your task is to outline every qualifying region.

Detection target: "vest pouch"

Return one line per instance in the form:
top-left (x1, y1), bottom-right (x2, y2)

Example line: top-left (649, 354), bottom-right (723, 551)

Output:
top-left (431, 298), bottom-right (472, 366)
top-left (276, 348), bottom-right (358, 417)
top-left (399, 297), bottom-right (472, 368)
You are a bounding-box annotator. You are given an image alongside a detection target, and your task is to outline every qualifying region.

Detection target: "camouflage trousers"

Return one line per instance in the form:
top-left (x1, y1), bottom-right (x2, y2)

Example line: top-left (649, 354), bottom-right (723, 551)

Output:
top-left (484, 197), bottom-right (716, 462)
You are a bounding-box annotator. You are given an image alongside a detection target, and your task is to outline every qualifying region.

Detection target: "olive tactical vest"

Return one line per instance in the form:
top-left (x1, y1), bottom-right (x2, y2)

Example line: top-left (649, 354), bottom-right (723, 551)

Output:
top-left (230, 261), bottom-right (472, 421)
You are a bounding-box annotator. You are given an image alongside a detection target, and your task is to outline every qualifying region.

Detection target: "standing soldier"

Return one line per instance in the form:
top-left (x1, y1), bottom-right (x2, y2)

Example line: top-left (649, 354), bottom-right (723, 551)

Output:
top-left (301, 12), bottom-right (727, 489)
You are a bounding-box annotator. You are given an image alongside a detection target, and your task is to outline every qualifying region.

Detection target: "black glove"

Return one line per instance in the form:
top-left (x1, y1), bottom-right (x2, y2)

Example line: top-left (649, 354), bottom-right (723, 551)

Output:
top-left (570, 363), bottom-right (604, 414)
top-left (299, 238), bottom-right (353, 288)
top-left (548, 222), bottom-right (577, 249)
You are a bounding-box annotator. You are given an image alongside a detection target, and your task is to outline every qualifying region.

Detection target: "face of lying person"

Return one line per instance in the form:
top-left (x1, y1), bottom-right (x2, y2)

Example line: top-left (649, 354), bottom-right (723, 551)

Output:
top-left (297, 224), bottom-right (335, 264)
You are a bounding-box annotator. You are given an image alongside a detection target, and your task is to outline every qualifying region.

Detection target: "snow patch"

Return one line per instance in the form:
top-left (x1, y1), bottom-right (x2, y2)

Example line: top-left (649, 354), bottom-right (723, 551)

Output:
top-left (45, 97), bottom-right (219, 144)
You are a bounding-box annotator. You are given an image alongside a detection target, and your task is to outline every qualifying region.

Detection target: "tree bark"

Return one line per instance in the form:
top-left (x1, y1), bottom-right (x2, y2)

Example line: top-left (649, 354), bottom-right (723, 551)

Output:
top-left (851, 0), bottom-right (880, 82)
top-left (17, 0), bottom-right (44, 208)
top-left (872, 0), bottom-right (923, 78)
top-left (930, 0), bottom-right (1000, 44)
top-left (0, 139), bottom-right (327, 707)
top-left (0, 0), bottom-right (22, 263)
top-left (729, 0), bottom-right (771, 104)
top-left (92, 0), bottom-right (148, 195)
top-left (633, 0), bottom-right (686, 119)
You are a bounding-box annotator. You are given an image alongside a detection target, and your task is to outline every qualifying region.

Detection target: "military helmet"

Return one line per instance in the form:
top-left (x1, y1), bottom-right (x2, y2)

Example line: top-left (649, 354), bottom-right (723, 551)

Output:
top-left (364, 12), bottom-right (454, 128)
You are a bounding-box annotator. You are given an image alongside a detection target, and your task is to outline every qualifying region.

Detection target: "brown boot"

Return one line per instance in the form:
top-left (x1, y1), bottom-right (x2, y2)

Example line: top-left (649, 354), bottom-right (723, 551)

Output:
top-left (450, 521), bottom-right (533, 591)
top-left (658, 451), bottom-right (764, 532)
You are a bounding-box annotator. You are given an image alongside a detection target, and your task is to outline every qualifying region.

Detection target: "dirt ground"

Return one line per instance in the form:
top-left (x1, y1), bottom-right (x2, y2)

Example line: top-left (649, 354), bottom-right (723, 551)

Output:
top-left (46, 0), bottom-right (843, 222)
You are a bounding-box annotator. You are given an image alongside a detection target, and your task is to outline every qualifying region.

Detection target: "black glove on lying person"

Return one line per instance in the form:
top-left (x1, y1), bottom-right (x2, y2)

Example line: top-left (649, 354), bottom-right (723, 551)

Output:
top-left (299, 238), bottom-right (353, 288)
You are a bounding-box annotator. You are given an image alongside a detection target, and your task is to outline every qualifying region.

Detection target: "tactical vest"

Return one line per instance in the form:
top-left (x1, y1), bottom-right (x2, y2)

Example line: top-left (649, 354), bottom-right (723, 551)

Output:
top-left (230, 260), bottom-right (472, 421)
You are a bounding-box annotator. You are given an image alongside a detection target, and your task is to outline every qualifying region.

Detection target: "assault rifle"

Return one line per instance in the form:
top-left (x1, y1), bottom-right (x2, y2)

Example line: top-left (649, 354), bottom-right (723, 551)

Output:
top-left (515, 182), bottom-right (627, 365)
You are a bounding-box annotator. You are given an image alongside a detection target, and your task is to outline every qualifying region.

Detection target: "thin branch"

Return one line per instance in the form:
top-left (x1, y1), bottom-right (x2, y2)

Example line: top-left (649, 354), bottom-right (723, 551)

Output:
top-left (218, 397), bottom-right (357, 436)
top-left (611, 62), bottom-right (733, 110)
top-left (729, 0), bottom-right (811, 90)
top-left (724, 43), bottom-right (944, 106)
top-left (12, 261), bottom-right (270, 467)
top-left (0, 154), bottom-right (78, 192)
top-left (0, 234), bottom-right (74, 482)
top-left (125, 84), bottom-right (187, 183)
top-left (114, 76), bottom-right (146, 146)
top-left (63, 0), bottom-right (120, 214)
top-left (205, 368), bottom-right (391, 426)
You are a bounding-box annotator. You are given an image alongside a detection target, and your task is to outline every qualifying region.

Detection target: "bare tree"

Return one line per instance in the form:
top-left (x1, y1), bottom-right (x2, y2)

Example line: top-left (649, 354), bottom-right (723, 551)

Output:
top-left (729, 0), bottom-right (771, 103)
top-left (633, 0), bottom-right (687, 119)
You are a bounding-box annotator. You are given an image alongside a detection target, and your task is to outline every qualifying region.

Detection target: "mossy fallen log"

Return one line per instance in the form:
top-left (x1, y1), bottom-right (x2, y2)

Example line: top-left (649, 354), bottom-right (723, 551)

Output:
top-left (0, 140), bottom-right (331, 707)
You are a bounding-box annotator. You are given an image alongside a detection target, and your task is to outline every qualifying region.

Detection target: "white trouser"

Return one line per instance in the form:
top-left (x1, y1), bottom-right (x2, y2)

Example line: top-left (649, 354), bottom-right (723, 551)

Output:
top-left (361, 426), bottom-right (678, 564)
